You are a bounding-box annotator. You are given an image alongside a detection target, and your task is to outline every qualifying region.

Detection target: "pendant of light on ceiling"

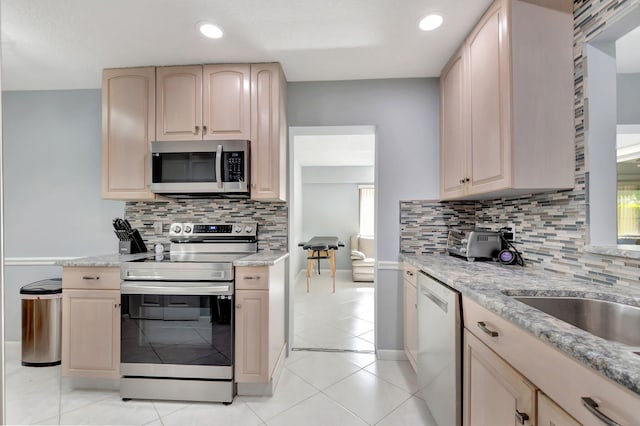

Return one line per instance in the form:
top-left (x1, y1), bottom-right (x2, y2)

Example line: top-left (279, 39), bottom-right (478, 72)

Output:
top-left (198, 22), bottom-right (224, 39)
top-left (419, 14), bottom-right (443, 31)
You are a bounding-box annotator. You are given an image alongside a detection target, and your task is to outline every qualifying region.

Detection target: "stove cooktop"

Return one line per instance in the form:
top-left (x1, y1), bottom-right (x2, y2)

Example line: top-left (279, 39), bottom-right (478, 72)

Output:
top-left (132, 252), bottom-right (249, 264)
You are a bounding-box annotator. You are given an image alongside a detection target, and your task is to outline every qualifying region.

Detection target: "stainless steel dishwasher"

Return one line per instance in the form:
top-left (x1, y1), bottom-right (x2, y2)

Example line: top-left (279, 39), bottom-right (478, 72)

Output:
top-left (417, 271), bottom-right (462, 426)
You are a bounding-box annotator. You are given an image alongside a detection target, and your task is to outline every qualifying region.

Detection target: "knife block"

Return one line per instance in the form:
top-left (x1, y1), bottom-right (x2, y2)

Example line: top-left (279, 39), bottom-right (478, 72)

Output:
top-left (115, 229), bottom-right (148, 254)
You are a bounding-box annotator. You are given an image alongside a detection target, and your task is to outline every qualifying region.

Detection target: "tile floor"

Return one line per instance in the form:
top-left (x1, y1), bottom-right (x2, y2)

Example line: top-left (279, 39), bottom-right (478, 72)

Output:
top-left (4, 270), bottom-right (436, 425)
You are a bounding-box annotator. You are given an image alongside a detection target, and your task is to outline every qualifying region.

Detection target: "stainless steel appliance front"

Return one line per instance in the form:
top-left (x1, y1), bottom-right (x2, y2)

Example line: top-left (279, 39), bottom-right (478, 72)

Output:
top-left (417, 271), bottom-right (462, 426)
top-left (119, 221), bottom-right (257, 403)
top-left (150, 139), bottom-right (250, 197)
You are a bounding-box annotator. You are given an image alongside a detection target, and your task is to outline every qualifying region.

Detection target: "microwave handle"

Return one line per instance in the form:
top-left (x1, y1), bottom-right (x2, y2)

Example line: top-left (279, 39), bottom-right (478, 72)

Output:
top-left (216, 144), bottom-right (223, 189)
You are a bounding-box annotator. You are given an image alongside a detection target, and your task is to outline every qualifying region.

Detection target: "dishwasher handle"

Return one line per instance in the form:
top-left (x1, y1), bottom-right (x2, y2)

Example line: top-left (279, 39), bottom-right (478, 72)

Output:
top-left (421, 285), bottom-right (448, 313)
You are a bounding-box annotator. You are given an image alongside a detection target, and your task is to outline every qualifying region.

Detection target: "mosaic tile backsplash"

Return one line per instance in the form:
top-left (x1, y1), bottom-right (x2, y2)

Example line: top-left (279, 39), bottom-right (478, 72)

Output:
top-left (125, 199), bottom-right (288, 252)
top-left (400, 0), bottom-right (640, 288)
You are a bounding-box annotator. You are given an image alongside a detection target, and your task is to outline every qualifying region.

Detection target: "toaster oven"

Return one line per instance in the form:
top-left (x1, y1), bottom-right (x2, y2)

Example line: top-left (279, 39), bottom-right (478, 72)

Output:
top-left (447, 229), bottom-right (501, 261)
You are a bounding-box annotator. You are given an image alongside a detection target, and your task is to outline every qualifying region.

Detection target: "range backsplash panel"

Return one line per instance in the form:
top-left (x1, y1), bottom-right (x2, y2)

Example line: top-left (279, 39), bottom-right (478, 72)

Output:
top-left (125, 199), bottom-right (288, 252)
top-left (400, 0), bottom-right (640, 288)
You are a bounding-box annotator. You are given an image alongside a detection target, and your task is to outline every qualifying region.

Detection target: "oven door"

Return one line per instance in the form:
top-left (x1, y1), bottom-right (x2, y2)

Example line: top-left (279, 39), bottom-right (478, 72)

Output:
top-left (150, 140), bottom-right (249, 195)
top-left (120, 281), bottom-right (233, 380)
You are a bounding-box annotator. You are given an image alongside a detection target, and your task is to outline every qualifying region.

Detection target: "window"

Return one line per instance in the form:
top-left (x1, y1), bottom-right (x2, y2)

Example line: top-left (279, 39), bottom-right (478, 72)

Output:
top-left (617, 182), bottom-right (640, 242)
top-left (359, 185), bottom-right (374, 237)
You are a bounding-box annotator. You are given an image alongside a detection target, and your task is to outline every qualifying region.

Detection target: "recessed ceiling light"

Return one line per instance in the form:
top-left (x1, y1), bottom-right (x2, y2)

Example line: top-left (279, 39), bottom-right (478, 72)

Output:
top-left (199, 22), bottom-right (223, 39)
top-left (419, 14), bottom-right (443, 31)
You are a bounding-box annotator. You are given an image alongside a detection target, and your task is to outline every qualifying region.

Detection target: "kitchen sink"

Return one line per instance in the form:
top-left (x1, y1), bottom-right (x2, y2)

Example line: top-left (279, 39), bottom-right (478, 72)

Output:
top-left (513, 296), bottom-right (640, 346)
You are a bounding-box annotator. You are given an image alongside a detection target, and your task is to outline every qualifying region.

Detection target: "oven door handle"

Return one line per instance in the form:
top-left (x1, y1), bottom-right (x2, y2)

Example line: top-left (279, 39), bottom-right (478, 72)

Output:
top-left (121, 282), bottom-right (232, 296)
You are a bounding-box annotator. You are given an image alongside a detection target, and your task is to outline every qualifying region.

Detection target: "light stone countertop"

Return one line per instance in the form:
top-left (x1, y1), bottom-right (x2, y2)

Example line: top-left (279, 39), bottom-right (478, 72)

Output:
top-left (401, 253), bottom-right (640, 396)
top-left (59, 251), bottom-right (289, 267)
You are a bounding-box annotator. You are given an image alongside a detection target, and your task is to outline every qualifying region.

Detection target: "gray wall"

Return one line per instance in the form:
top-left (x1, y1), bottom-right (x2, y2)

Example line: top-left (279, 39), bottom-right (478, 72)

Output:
top-left (2, 90), bottom-right (124, 340)
top-left (288, 79), bottom-right (441, 351)
top-left (301, 182), bottom-right (359, 270)
top-left (617, 73), bottom-right (640, 124)
top-left (299, 165), bottom-right (374, 271)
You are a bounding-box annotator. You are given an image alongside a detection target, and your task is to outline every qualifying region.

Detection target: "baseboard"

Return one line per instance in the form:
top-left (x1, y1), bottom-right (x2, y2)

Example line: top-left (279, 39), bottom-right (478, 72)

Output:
top-left (376, 349), bottom-right (408, 361)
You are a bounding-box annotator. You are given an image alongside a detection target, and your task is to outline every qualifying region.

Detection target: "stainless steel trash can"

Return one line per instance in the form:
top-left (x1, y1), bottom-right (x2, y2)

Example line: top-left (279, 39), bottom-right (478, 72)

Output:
top-left (21, 278), bottom-right (62, 366)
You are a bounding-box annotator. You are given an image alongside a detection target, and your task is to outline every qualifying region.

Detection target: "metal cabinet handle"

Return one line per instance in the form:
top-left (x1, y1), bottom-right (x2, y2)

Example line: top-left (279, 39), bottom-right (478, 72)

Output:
top-left (203, 125), bottom-right (207, 134)
top-left (236, 304), bottom-right (242, 309)
top-left (515, 410), bottom-right (529, 425)
top-left (405, 270), bottom-right (414, 276)
top-left (82, 276), bottom-right (100, 280)
top-left (195, 125), bottom-right (200, 135)
top-left (242, 276), bottom-right (261, 280)
top-left (477, 321), bottom-right (499, 337)
top-left (581, 397), bottom-right (621, 426)
top-left (465, 177), bottom-right (470, 182)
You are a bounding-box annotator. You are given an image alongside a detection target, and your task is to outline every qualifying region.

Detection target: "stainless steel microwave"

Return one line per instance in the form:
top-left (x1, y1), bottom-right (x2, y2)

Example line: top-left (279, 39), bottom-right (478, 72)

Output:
top-left (151, 140), bottom-right (250, 198)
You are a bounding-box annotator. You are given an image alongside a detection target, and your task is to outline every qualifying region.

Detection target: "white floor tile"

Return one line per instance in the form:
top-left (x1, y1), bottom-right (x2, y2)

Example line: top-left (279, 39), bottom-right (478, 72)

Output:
top-left (59, 381), bottom-right (115, 415)
top-left (161, 399), bottom-right (263, 426)
top-left (375, 396), bottom-right (438, 426)
top-left (5, 365), bottom-right (61, 425)
top-left (285, 352), bottom-right (361, 390)
top-left (358, 330), bottom-right (376, 344)
top-left (364, 360), bottom-right (419, 394)
top-left (238, 368), bottom-right (319, 422)
top-left (323, 369), bottom-right (411, 425)
top-left (329, 316), bottom-right (374, 336)
top-left (330, 351), bottom-right (377, 369)
top-left (266, 393), bottom-right (367, 426)
top-left (59, 393), bottom-right (160, 425)
top-left (152, 399), bottom-right (192, 417)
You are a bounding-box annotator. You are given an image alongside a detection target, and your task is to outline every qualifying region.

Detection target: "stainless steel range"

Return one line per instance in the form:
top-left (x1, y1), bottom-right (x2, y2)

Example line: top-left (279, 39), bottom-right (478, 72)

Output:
top-left (119, 222), bottom-right (257, 403)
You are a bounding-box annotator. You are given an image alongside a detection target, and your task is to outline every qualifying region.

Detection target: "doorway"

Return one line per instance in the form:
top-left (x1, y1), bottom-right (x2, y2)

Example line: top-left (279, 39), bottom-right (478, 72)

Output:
top-left (288, 125), bottom-right (376, 354)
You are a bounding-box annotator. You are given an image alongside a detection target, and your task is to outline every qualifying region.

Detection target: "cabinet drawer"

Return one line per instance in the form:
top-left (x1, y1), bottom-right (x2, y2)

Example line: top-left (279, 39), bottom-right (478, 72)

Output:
top-left (463, 296), bottom-right (640, 425)
top-left (236, 266), bottom-right (269, 290)
top-left (62, 267), bottom-right (120, 290)
top-left (402, 263), bottom-right (418, 287)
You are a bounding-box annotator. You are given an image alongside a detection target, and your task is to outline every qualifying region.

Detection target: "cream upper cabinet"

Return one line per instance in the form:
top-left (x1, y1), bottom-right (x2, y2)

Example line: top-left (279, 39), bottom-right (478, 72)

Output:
top-left (440, 47), bottom-right (468, 199)
top-left (156, 65), bottom-right (203, 141)
top-left (156, 64), bottom-right (251, 141)
top-left (101, 67), bottom-right (156, 200)
top-left (250, 63), bottom-right (287, 202)
top-left (402, 263), bottom-right (418, 371)
top-left (440, 0), bottom-right (574, 200)
top-left (61, 267), bottom-right (120, 379)
top-left (203, 64), bottom-right (251, 140)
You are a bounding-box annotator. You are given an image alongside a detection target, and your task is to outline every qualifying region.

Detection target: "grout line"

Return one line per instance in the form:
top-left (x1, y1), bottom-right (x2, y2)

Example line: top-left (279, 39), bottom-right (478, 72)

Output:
top-left (151, 402), bottom-right (165, 426)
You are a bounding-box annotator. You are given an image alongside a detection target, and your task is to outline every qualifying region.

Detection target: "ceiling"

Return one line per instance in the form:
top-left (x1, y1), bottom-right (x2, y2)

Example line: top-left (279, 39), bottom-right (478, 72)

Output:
top-left (0, 0), bottom-right (494, 91)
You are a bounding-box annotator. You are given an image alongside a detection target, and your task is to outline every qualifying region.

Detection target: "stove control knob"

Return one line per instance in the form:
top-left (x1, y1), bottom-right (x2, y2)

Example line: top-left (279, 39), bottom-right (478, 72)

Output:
top-left (234, 226), bottom-right (242, 233)
top-left (184, 226), bottom-right (192, 233)
top-left (171, 225), bottom-right (182, 234)
top-left (245, 225), bottom-right (254, 233)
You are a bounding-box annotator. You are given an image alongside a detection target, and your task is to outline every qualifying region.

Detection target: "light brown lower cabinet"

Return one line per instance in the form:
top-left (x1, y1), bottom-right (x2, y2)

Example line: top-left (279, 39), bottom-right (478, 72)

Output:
top-left (463, 329), bottom-right (536, 426)
top-left (538, 392), bottom-right (581, 426)
top-left (463, 295), bottom-right (640, 425)
top-left (61, 267), bottom-right (120, 379)
top-left (234, 262), bottom-right (286, 394)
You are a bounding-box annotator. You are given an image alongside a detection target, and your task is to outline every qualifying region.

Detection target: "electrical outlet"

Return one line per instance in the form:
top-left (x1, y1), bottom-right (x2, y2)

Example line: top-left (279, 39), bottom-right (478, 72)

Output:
top-left (153, 221), bottom-right (163, 233)
top-left (507, 223), bottom-right (516, 241)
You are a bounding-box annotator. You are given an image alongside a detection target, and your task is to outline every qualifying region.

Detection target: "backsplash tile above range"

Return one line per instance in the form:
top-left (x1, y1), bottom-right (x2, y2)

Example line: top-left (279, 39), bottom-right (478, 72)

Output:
top-left (125, 199), bottom-right (288, 252)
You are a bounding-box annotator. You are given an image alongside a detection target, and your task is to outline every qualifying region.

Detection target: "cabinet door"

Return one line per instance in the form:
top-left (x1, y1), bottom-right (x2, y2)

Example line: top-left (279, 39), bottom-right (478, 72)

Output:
top-left (202, 64), bottom-right (250, 140)
top-left (403, 280), bottom-right (417, 370)
top-left (538, 392), bottom-right (581, 426)
top-left (61, 289), bottom-right (120, 379)
top-left (440, 47), bottom-right (468, 199)
top-left (463, 329), bottom-right (536, 426)
top-left (101, 67), bottom-right (156, 200)
top-left (250, 63), bottom-right (287, 201)
top-left (467, 2), bottom-right (511, 193)
top-left (156, 65), bottom-right (203, 141)
top-left (235, 289), bottom-right (269, 383)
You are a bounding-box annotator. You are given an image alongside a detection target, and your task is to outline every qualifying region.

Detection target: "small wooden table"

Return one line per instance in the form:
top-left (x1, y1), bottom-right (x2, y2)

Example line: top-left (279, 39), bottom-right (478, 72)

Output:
top-left (298, 237), bottom-right (344, 293)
